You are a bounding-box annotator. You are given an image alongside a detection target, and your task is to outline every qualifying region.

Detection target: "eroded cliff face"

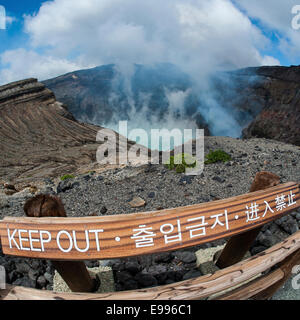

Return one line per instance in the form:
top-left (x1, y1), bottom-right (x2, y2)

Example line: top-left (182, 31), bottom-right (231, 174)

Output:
top-left (241, 66), bottom-right (300, 146)
top-left (0, 79), bottom-right (140, 184)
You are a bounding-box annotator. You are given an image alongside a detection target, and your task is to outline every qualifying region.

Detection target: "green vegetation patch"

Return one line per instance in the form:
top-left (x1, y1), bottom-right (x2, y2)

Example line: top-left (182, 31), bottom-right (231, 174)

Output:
top-left (60, 174), bottom-right (76, 181)
top-left (165, 153), bottom-right (197, 173)
top-left (204, 150), bottom-right (232, 164)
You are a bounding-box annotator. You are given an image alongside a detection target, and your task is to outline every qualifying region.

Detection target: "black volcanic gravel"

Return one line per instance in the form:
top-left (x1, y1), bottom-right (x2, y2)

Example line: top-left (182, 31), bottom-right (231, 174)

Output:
top-left (1, 136), bottom-right (300, 296)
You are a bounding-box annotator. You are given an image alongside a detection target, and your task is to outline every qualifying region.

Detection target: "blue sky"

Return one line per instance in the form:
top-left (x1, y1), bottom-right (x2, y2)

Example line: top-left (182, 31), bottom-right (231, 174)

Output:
top-left (245, 17), bottom-right (292, 67)
top-left (0, 0), bottom-right (299, 84)
top-left (0, 1), bottom-right (44, 61)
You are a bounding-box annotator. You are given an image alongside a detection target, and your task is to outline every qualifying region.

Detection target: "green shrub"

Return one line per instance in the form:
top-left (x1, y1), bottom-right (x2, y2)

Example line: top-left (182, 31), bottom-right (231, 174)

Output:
top-left (175, 164), bottom-right (186, 173)
top-left (204, 150), bottom-right (231, 164)
top-left (165, 153), bottom-right (197, 173)
top-left (60, 174), bottom-right (75, 181)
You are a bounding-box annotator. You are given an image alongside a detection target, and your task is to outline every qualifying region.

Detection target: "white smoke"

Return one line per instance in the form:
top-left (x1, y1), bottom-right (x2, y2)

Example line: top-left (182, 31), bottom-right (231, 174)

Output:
top-left (103, 65), bottom-right (199, 150)
top-left (101, 63), bottom-right (243, 149)
top-left (1, 0), bottom-right (284, 144)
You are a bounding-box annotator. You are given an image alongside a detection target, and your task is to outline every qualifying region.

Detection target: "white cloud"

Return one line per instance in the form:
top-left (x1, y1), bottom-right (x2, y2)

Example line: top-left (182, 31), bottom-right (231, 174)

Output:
top-left (0, 48), bottom-right (90, 84)
top-left (260, 55), bottom-right (281, 66)
top-left (234, 0), bottom-right (300, 61)
top-left (0, 0), bottom-right (286, 84)
top-left (234, 0), bottom-right (295, 31)
top-left (6, 16), bottom-right (17, 26)
top-left (22, 0), bottom-right (278, 76)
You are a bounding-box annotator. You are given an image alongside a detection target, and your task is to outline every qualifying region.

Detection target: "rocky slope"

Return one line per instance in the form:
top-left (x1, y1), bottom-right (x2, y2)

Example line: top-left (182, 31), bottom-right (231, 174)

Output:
top-left (0, 136), bottom-right (300, 296)
top-left (0, 74), bottom-right (299, 298)
top-left (0, 78), bottom-right (147, 185)
top-left (239, 66), bottom-right (300, 146)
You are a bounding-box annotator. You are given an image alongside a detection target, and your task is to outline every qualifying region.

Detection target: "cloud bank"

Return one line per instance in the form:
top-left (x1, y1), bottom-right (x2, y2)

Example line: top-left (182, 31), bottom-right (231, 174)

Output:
top-left (0, 0), bottom-right (286, 84)
top-left (234, 0), bottom-right (300, 61)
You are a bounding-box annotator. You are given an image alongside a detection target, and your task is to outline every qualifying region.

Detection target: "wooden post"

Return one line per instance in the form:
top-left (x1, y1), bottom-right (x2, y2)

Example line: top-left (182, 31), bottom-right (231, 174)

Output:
top-left (23, 194), bottom-right (97, 293)
top-left (215, 172), bottom-right (281, 269)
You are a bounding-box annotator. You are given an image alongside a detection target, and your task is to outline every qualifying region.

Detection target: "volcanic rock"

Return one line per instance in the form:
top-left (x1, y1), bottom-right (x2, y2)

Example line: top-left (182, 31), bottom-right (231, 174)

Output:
top-left (128, 196), bottom-right (146, 208)
top-left (0, 78), bottom-right (148, 184)
top-left (241, 66), bottom-right (300, 146)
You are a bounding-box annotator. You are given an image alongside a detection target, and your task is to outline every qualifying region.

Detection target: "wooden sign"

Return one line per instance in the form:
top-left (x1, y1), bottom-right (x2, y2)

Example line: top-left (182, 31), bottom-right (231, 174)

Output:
top-left (0, 182), bottom-right (299, 261)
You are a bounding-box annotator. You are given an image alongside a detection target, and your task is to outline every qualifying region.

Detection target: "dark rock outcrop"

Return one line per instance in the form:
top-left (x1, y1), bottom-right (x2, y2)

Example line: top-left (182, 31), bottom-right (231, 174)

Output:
top-left (0, 78), bottom-right (54, 105)
top-left (240, 66), bottom-right (300, 146)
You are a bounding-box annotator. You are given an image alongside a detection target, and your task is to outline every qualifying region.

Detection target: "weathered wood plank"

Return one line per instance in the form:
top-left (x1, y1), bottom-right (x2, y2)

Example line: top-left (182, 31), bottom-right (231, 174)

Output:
top-left (213, 269), bottom-right (285, 300)
top-left (1, 229), bottom-right (300, 300)
top-left (0, 182), bottom-right (299, 260)
top-left (251, 248), bottom-right (300, 300)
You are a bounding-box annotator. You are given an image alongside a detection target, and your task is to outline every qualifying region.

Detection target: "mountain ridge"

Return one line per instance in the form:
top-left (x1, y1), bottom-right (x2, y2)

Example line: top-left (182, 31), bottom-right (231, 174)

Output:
top-left (43, 63), bottom-right (300, 146)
